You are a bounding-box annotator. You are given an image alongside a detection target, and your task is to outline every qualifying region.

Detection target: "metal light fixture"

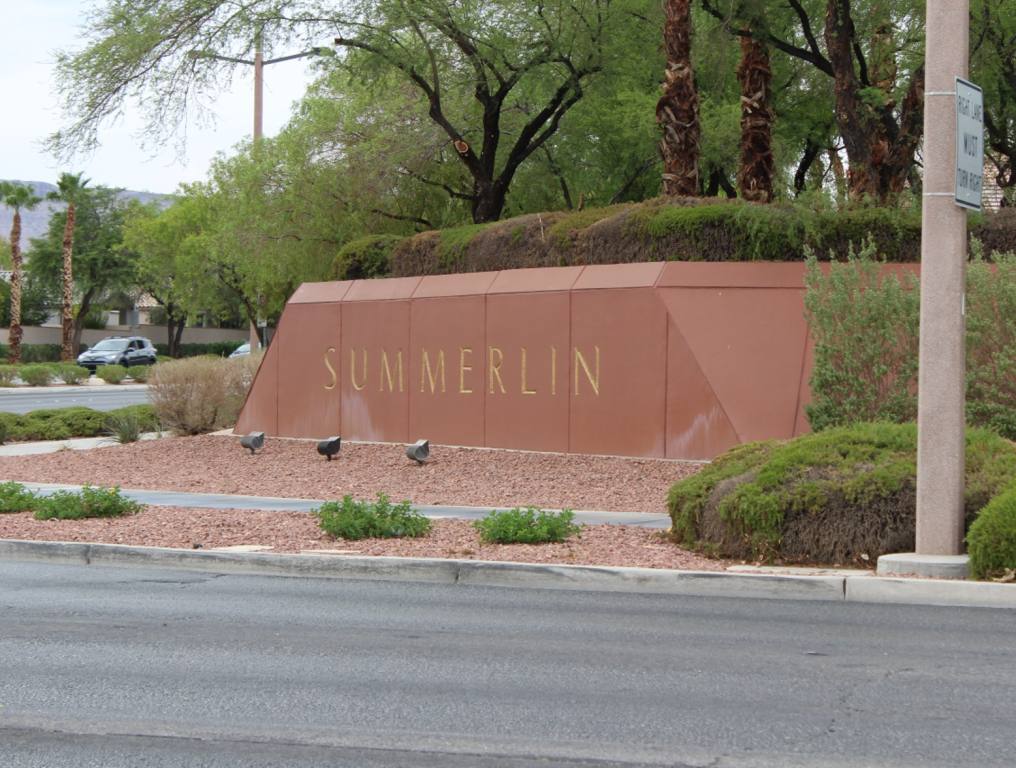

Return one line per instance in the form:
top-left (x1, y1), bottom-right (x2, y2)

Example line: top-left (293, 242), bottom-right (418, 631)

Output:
top-left (406, 439), bottom-right (429, 465)
top-left (317, 436), bottom-right (342, 461)
top-left (239, 431), bottom-right (265, 455)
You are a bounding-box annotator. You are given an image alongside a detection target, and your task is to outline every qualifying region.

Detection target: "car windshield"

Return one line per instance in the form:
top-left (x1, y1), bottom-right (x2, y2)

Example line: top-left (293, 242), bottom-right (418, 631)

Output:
top-left (90, 339), bottom-right (128, 352)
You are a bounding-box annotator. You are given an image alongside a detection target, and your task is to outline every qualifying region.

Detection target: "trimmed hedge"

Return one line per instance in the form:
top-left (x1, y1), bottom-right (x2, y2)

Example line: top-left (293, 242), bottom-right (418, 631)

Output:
top-left (383, 198), bottom-right (1016, 277)
top-left (667, 422), bottom-right (1016, 566)
top-left (0, 405), bottom-right (158, 443)
top-left (332, 234), bottom-right (401, 280)
top-left (967, 485), bottom-right (1016, 579)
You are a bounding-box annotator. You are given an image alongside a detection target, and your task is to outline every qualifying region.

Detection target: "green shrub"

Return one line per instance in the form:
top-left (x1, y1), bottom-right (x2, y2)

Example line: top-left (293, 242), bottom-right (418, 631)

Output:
top-left (803, 243), bottom-right (920, 431)
top-left (58, 365), bottom-right (91, 385)
top-left (315, 493), bottom-right (431, 540)
top-left (148, 353), bottom-right (261, 434)
top-left (0, 482), bottom-right (38, 513)
top-left (667, 422), bottom-right (1016, 565)
top-left (0, 405), bottom-right (157, 443)
top-left (333, 234), bottom-right (401, 280)
top-left (966, 249), bottom-right (1016, 438)
top-left (108, 404), bottom-right (160, 432)
top-left (97, 364), bottom-right (128, 384)
top-left (803, 243), bottom-right (1016, 439)
top-left (105, 410), bottom-right (143, 443)
top-left (128, 365), bottom-right (151, 383)
top-left (967, 485), bottom-right (1016, 579)
top-left (33, 484), bottom-right (142, 520)
top-left (474, 507), bottom-right (581, 544)
top-left (19, 364), bottom-right (53, 387)
top-left (0, 365), bottom-right (17, 387)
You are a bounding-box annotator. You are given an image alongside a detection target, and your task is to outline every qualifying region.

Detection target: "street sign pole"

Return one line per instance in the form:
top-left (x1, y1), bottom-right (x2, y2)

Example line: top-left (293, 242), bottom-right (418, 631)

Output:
top-left (915, 0), bottom-right (975, 556)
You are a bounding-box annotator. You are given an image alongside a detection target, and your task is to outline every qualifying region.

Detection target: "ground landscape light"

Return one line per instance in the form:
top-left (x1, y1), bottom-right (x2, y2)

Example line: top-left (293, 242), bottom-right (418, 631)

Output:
top-left (317, 436), bottom-right (342, 461)
top-left (406, 439), bottom-right (430, 465)
top-left (239, 432), bottom-right (265, 455)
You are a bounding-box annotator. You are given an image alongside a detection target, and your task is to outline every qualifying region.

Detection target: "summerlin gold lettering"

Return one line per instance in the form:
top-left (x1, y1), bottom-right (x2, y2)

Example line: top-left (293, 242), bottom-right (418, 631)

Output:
top-left (329, 345), bottom-right (601, 396)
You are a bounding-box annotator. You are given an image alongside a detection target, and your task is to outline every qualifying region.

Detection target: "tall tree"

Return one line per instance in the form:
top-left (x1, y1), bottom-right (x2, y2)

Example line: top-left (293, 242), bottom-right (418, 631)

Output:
top-left (0, 182), bottom-right (42, 363)
top-left (31, 184), bottom-right (140, 353)
top-left (50, 0), bottom-right (613, 224)
top-left (702, 0), bottom-right (925, 202)
top-left (658, 0), bottom-right (701, 195)
top-left (46, 173), bottom-right (88, 360)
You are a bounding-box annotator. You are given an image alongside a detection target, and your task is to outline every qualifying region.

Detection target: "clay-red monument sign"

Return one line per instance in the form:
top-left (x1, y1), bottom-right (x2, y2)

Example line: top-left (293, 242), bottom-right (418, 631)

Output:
top-left (237, 262), bottom-right (823, 460)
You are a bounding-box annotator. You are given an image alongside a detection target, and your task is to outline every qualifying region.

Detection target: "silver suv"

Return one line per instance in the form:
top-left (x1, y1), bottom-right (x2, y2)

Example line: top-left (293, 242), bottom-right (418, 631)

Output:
top-left (77, 336), bottom-right (157, 373)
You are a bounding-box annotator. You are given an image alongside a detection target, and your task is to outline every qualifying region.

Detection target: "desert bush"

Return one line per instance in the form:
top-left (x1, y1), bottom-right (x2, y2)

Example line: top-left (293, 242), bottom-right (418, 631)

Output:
top-left (474, 507), bottom-right (581, 544)
top-left (316, 493), bottom-right (431, 540)
top-left (803, 243), bottom-right (920, 431)
top-left (108, 404), bottom-right (160, 432)
top-left (128, 365), bottom-right (151, 383)
top-left (804, 244), bottom-right (1016, 439)
top-left (105, 410), bottom-right (143, 443)
top-left (97, 365), bottom-right (128, 384)
top-left (33, 484), bottom-right (141, 520)
top-left (967, 485), bottom-right (1016, 579)
top-left (0, 482), bottom-right (38, 513)
top-left (966, 249), bottom-right (1016, 439)
top-left (0, 366), bottom-right (18, 387)
top-left (58, 365), bottom-right (91, 385)
top-left (667, 423), bottom-right (1016, 565)
top-left (148, 353), bottom-right (261, 434)
top-left (19, 364), bottom-right (53, 387)
top-left (31, 407), bottom-right (105, 438)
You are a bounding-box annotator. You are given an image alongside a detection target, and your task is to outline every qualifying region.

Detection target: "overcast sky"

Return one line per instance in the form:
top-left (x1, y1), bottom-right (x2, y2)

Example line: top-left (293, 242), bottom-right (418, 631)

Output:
top-left (0, 0), bottom-right (322, 195)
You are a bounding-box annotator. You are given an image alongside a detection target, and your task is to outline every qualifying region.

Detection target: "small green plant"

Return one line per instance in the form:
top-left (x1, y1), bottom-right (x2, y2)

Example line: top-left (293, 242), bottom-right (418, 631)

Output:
top-left (58, 365), bottom-right (91, 385)
top-left (0, 366), bottom-right (17, 386)
top-left (33, 484), bottom-right (142, 520)
top-left (105, 410), bottom-right (143, 443)
top-left (474, 507), bottom-right (581, 544)
top-left (0, 482), bottom-right (38, 513)
top-left (19, 364), bottom-right (53, 387)
top-left (97, 364), bottom-right (128, 384)
top-left (967, 485), bottom-right (1016, 579)
top-left (128, 365), bottom-right (151, 383)
top-left (315, 493), bottom-right (431, 540)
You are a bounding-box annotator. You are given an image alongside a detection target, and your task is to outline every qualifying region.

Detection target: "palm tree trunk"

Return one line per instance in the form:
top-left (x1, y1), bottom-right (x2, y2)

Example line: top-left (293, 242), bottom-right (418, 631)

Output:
top-left (736, 35), bottom-right (775, 202)
top-left (657, 0), bottom-right (700, 196)
top-left (60, 203), bottom-right (75, 362)
top-left (8, 210), bottom-right (23, 364)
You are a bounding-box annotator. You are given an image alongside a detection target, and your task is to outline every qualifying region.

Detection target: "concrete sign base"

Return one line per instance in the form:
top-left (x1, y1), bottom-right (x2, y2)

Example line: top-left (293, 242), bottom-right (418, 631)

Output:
top-left (237, 262), bottom-right (872, 460)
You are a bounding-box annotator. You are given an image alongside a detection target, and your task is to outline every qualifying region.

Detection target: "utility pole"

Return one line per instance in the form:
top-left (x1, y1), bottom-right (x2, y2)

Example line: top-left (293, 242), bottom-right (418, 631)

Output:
top-left (915, 0), bottom-right (969, 556)
top-left (881, 0), bottom-right (973, 579)
top-left (249, 35), bottom-right (264, 351)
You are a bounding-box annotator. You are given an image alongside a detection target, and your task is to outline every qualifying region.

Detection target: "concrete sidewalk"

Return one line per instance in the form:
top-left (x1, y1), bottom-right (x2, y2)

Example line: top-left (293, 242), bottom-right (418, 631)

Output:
top-left (17, 481), bottom-right (672, 528)
top-left (0, 432), bottom-right (165, 456)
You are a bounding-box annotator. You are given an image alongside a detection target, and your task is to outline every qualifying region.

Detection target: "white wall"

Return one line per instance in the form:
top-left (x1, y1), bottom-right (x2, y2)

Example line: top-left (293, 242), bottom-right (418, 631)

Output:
top-left (0, 325), bottom-right (248, 347)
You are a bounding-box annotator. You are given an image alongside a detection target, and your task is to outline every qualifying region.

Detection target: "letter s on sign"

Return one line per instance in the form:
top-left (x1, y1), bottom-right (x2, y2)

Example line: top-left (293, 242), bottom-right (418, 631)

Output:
top-left (323, 347), bottom-right (337, 391)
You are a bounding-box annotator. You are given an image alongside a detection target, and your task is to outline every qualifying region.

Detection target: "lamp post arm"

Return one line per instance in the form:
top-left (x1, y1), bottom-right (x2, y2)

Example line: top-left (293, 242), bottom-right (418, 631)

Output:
top-left (262, 50), bottom-right (322, 66)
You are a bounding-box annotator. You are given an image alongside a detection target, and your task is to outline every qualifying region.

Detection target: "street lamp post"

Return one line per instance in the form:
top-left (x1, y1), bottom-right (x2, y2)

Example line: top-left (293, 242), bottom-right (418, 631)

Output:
top-left (189, 41), bottom-right (332, 350)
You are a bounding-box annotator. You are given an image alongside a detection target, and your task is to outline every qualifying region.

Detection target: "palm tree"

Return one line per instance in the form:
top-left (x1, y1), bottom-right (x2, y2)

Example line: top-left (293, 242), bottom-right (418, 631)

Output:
top-left (657, 0), bottom-right (700, 196)
top-left (47, 173), bottom-right (89, 361)
top-left (736, 31), bottom-right (774, 202)
top-left (0, 182), bottom-right (43, 364)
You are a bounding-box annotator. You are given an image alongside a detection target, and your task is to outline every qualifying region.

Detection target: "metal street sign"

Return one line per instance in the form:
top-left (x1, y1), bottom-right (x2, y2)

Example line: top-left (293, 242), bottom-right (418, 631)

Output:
top-left (955, 77), bottom-right (983, 211)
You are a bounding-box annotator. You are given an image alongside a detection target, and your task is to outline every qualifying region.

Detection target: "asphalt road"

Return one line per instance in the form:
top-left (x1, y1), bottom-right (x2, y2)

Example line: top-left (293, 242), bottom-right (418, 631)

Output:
top-left (0, 560), bottom-right (1013, 768)
top-left (0, 385), bottom-right (149, 414)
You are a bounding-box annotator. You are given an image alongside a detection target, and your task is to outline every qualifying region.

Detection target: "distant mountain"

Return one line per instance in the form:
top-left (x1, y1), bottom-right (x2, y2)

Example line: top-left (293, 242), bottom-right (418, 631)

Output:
top-left (0, 180), bottom-right (174, 250)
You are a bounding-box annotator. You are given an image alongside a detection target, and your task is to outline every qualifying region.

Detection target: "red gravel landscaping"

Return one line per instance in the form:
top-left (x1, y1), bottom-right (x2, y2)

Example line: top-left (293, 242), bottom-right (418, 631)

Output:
top-left (0, 434), bottom-right (702, 514)
top-left (0, 435), bottom-right (726, 570)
